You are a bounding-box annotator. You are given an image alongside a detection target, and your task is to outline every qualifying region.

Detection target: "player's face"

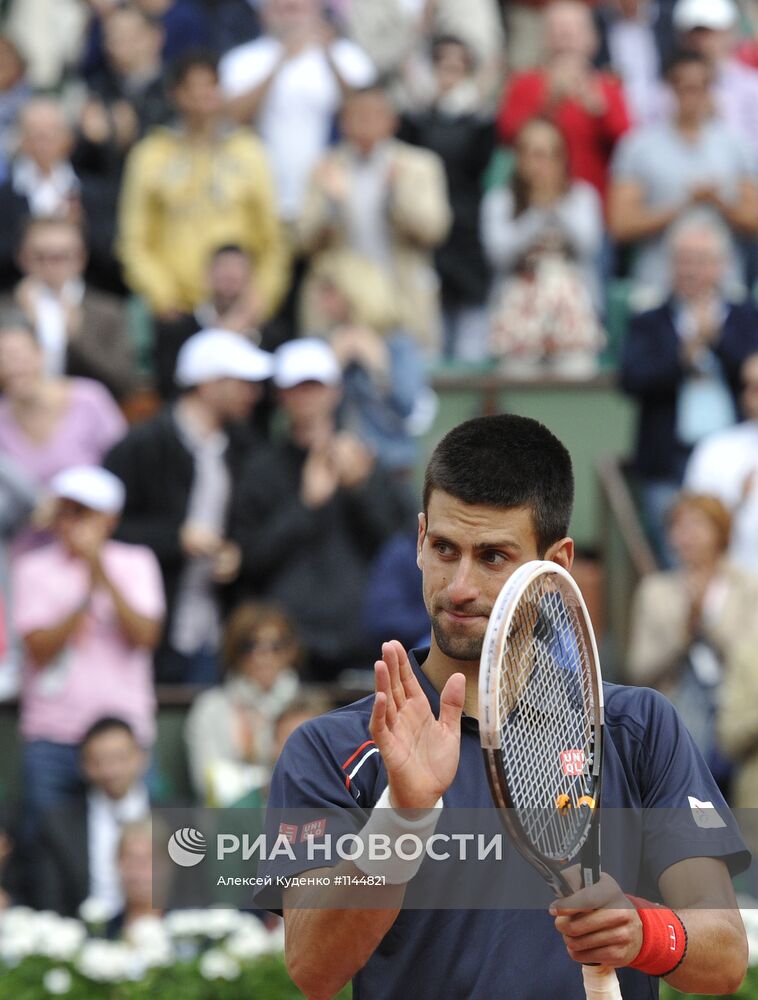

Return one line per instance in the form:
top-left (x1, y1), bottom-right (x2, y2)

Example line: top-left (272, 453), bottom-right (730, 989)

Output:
top-left (418, 490), bottom-right (543, 662)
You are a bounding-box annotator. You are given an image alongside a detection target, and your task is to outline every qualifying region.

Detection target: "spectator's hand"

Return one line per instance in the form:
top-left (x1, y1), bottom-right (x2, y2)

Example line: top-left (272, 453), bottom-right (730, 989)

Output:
top-left (579, 75), bottom-right (607, 116)
top-left (548, 54), bottom-right (586, 102)
top-left (332, 431), bottom-right (375, 489)
top-left (314, 159), bottom-right (349, 204)
top-left (683, 567), bottom-right (712, 635)
top-left (219, 288), bottom-right (262, 334)
top-left (681, 297), bottom-right (720, 370)
top-left (369, 639), bottom-right (464, 810)
top-left (111, 100), bottom-right (139, 149)
top-left (419, 0), bottom-right (439, 35)
top-left (180, 522), bottom-right (224, 559)
top-left (67, 517), bottom-right (110, 566)
top-left (690, 183), bottom-right (719, 206)
top-left (330, 325), bottom-right (389, 377)
top-left (14, 276), bottom-right (40, 318)
top-left (65, 193), bottom-right (84, 224)
top-left (233, 705), bottom-right (258, 762)
top-left (80, 98), bottom-right (111, 144)
top-left (300, 440), bottom-right (340, 509)
top-left (86, 0), bottom-right (119, 15)
top-left (30, 494), bottom-right (56, 532)
top-left (64, 302), bottom-right (84, 340)
top-left (212, 541), bottom-right (242, 583)
top-left (312, 16), bottom-right (337, 50)
top-left (551, 873), bottom-right (642, 968)
top-left (690, 296), bottom-right (720, 346)
top-left (740, 468), bottom-right (756, 506)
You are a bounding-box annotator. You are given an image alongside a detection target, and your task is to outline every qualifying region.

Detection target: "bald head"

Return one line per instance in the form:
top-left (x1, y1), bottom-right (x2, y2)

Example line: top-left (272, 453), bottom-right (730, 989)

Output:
top-left (19, 98), bottom-right (72, 172)
top-left (544, 1), bottom-right (598, 61)
top-left (670, 216), bottom-right (728, 299)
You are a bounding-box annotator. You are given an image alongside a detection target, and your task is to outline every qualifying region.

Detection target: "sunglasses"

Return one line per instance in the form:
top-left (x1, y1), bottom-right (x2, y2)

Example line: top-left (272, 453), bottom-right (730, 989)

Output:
top-left (239, 638), bottom-right (291, 655)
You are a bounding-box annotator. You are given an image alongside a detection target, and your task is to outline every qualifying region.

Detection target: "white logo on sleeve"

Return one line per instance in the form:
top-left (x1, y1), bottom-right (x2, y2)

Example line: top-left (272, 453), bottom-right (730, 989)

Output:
top-left (688, 795), bottom-right (727, 829)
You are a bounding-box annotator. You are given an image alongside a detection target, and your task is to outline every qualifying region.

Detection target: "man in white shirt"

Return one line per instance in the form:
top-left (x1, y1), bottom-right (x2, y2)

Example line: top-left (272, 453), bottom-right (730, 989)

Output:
top-left (220, 0), bottom-right (375, 221)
top-left (32, 717), bottom-right (150, 918)
top-left (685, 351), bottom-right (758, 572)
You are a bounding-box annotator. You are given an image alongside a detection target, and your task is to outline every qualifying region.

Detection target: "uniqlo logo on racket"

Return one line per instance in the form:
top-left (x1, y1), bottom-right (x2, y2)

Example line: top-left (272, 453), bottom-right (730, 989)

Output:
top-left (278, 823), bottom-right (299, 844)
top-left (300, 819), bottom-right (327, 842)
top-left (559, 750), bottom-right (586, 775)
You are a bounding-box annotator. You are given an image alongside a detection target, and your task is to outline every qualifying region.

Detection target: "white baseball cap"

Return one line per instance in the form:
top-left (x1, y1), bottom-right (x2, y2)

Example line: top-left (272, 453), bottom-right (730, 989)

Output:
top-left (673, 0), bottom-right (736, 31)
top-left (175, 329), bottom-right (274, 388)
top-left (50, 466), bottom-right (125, 514)
top-left (274, 338), bottom-right (342, 389)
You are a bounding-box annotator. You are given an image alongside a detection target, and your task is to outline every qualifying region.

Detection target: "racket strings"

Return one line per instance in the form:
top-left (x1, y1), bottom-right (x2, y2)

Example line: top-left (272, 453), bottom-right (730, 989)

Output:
top-left (497, 577), bottom-right (595, 862)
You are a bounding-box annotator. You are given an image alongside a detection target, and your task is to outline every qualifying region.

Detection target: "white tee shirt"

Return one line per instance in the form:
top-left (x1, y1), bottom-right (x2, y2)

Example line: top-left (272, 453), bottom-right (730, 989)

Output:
top-left (684, 421), bottom-right (758, 571)
top-left (220, 37), bottom-right (375, 219)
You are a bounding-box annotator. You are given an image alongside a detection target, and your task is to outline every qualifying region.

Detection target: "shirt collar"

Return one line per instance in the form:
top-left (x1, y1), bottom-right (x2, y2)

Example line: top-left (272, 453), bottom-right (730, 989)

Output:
top-left (409, 646), bottom-right (479, 734)
top-left (172, 400), bottom-right (228, 455)
top-left (88, 783), bottom-right (149, 821)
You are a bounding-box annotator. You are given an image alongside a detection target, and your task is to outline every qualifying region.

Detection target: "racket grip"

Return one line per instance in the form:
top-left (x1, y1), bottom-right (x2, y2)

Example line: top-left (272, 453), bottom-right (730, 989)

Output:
top-left (581, 965), bottom-right (623, 999)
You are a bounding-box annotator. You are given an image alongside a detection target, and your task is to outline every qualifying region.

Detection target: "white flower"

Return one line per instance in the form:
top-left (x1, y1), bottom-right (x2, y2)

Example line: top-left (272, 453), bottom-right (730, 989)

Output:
top-left (0, 907), bottom-right (37, 936)
top-left (125, 915), bottom-right (171, 951)
top-left (136, 938), bottom-right (175, 970)
top-left (78, 897), bottom-right (114, 926)
top-left (737, 903), bottom-right (758, 965)
top-left (37, 918), bottom-right (86, 961)
top-left (203, 908), bottom-right (245, 940)
top-left (164, 909), bottom-right (211, 938)
top-left (224, 922), bottom-right (270, 962)
top-left (199, 948), bottom-right (241, 981)
top-left (0, 928), bottom-right (37, 963)
top-left (43, 968), bottom-right (72, 995)
top-left (76, 940), bottom-right (134, 982)
top-left (125, 919), bottom-right (175, 973)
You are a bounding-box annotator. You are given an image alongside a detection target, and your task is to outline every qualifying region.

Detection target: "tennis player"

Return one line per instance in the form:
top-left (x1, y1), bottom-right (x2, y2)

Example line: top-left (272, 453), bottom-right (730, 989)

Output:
top-left (258, 414), bottom-right (748, 999)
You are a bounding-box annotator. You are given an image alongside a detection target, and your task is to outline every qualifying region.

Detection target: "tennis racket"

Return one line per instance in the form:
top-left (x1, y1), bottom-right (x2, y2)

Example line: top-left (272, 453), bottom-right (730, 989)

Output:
top-left (478, 559), bottom-right (622, 1000)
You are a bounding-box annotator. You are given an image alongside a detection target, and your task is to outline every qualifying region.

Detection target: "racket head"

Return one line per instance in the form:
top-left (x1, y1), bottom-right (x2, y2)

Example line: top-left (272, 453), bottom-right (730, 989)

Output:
top-left (478, 560), bottom-right (604, 891)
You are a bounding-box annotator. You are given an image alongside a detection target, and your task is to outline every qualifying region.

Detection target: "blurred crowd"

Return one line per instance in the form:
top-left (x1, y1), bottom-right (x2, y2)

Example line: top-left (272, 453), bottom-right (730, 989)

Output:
top-left (0, 0), bottom-right (758, 928)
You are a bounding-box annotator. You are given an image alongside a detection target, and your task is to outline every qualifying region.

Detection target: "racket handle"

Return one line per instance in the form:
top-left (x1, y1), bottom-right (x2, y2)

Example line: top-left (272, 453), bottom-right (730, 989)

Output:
top-left (581, 965), bottom-right (623, 999)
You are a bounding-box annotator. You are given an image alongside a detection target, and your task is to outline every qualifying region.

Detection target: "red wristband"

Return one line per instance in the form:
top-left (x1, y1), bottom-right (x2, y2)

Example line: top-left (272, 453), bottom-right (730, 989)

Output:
top-left (626, 895), bottom-right (688, 977)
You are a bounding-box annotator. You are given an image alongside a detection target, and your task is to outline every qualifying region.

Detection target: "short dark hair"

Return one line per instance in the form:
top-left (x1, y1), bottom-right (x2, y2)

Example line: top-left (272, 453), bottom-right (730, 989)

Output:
top-left (430, 34), bottom-right (477, 72)
top-left (664, 48), bottom-right (710, 80)
top-left (211, 243), bottom-right (247, 259)
top-left (422, 414), bottom-right (574, 554)
top-left (167, 48), bottom-right (219, 90)
top-left (108, 4), bottom-right (162, 33)
top-left (81, 716), bottom-right (137, 750)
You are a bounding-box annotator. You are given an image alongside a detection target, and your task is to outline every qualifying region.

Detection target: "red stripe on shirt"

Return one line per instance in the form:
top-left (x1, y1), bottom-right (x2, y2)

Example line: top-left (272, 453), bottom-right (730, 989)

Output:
top-left (342, 739), bottom-right (375, 771)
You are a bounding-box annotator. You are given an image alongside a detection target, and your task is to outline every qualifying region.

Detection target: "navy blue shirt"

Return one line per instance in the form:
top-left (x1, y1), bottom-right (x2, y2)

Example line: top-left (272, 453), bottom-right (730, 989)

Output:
top-left (260, 649), bottom-right (748, 999)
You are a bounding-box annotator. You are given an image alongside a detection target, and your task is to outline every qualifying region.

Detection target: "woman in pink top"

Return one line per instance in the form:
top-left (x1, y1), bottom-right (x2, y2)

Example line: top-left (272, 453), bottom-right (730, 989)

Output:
top-left (0, 311), bottom-right (127, 547)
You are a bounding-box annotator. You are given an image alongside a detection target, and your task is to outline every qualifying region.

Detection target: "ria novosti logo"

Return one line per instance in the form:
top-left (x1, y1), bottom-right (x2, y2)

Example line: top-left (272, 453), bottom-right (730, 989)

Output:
top-left (168, 828), bottom-right (207, 867)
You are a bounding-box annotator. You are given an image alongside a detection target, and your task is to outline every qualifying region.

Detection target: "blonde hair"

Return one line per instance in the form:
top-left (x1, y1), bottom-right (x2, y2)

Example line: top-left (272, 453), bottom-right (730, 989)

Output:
top-left (668, 492), bottom-right (732, 553)
top-left (310, 250), bottom-right (398, 333)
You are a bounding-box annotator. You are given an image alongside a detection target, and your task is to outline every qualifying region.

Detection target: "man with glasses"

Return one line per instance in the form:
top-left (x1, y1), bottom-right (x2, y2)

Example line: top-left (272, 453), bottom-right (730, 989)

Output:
top-left (0, 215), bottom-right (138, 402)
